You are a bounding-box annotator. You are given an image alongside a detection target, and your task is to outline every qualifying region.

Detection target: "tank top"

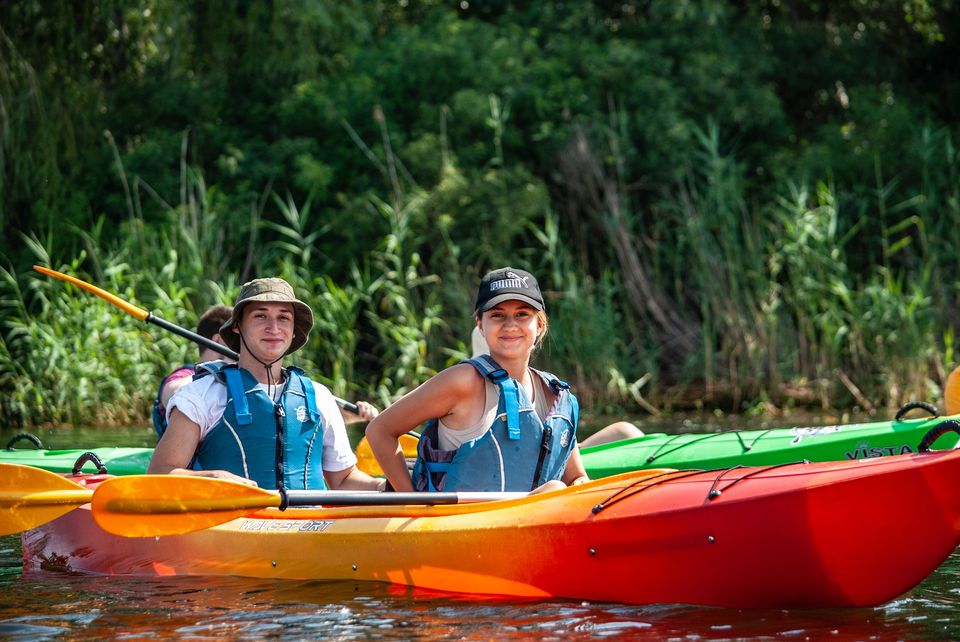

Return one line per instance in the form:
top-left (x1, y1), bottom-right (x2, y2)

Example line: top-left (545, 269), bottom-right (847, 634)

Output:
top-left (437, 370), bottom-right (554, 450)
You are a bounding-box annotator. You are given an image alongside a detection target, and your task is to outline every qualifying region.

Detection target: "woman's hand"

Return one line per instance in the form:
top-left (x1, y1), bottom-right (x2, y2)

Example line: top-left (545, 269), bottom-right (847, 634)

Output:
top-left (340, 400), bottom-right (380, 424)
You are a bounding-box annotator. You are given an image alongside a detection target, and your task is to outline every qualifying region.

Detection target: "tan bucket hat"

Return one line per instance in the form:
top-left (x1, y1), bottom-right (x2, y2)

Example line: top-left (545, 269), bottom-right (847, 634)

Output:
top-left (219, 278), bottom-right (314, 355)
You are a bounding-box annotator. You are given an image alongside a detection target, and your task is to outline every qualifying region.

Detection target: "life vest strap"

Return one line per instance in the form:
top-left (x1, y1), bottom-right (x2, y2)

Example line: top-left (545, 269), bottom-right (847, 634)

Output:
top-left (290, 369), bottom-right (321, 423)
top-left (423, 460), bottom-right (453, 492)
top-left (468, 355), bottom-right (521, 439)
top-left (223, 368), bottom-right (253, 425)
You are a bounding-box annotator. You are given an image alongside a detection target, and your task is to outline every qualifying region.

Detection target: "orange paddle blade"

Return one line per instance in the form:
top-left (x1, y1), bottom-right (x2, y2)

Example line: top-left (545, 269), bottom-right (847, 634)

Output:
top-left (946, 367), bottom-right (960, 415)
top-left (92, 475), bottom-right (279, 537)
top-left (33, 265), bottom-right (150, 321)
top-left (355, 433), bottom-right (419, 477)
top-left (0, 464), bottom-right (93, 535)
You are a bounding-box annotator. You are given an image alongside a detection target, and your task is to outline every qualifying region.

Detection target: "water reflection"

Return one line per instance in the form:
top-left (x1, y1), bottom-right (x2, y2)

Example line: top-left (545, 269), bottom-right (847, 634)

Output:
top-left (2, 532), bottom-right (959, 641)
top-left (2, 413), bottom-right (957, 640)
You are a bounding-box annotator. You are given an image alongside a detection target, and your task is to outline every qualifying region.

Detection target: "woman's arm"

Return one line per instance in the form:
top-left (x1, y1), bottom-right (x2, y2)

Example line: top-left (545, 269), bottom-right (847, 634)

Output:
top-left (561, 447), bottom-right (590, 486)
top-left (325, 465), bottom-right (387, 491)
top-left (365, 364), bottom-right (482, 492)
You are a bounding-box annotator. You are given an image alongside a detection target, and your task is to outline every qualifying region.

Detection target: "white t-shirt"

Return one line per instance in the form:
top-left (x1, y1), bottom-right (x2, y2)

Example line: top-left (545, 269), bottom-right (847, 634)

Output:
top-left (167, 373), bottom-right (357, 472)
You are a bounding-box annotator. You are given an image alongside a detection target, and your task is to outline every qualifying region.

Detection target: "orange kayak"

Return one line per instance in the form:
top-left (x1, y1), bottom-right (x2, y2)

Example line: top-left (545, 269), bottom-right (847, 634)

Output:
top-left (22, 451), bottom-right (960, 608)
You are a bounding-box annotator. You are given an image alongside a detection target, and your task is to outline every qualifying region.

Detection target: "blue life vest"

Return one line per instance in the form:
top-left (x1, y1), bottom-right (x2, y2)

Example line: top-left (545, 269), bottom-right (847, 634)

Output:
top-left (193, 361), bottom-right (327, 491)
top-left (152, 364), bottom-right (195, 437)
top-left (411, 355), bottom-right (579, 492)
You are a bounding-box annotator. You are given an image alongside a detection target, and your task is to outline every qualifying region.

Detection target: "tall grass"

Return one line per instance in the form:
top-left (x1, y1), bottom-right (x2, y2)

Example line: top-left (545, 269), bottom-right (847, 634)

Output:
top-left (668, 122), bottom-right (773, 406)
top-left (0, 240), bottom-right (169, 427)
top-left (0, 120), bottom-right (956, 427)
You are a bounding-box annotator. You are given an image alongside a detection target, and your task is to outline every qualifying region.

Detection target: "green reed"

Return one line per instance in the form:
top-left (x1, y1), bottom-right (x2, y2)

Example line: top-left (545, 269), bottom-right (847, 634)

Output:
top-left (1, 121), bottom-right (958, 427)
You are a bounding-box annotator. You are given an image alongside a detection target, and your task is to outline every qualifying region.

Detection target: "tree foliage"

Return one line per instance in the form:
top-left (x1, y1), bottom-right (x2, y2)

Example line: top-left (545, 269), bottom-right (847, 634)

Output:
top-left (0, 0), bottom-right (957, 424)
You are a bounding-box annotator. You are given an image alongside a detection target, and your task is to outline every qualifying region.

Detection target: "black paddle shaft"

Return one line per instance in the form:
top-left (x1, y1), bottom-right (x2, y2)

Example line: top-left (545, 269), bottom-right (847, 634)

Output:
top-left (148, 313), bottom-right (240, 360)
top-left (279, 489), bottom-right (526, 508)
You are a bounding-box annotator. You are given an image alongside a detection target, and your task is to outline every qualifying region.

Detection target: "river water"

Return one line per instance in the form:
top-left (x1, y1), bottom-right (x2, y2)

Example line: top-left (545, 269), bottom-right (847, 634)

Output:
top-left (2, 415), bottom-right (959, 640)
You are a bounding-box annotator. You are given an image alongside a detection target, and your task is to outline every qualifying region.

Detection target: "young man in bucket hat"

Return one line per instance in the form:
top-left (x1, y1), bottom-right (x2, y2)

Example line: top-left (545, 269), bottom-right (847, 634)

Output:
top-left (149, 277), bottom-right (384, 491)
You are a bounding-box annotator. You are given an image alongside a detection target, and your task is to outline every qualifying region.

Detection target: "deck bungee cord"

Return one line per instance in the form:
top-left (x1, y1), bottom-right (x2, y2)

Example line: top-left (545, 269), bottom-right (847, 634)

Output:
top-left (642, 429), bottom-right (776, 465)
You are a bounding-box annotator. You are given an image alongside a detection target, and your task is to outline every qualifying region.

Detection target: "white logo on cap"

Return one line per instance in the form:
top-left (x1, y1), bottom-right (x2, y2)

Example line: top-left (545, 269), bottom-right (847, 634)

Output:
top-left (490, 271), bottom-right (530, 291)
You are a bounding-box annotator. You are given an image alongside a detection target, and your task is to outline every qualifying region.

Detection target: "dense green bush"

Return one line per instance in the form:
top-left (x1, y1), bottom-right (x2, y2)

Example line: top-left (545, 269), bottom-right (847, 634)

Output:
top-left (1, 0), bottom-right (958, 426)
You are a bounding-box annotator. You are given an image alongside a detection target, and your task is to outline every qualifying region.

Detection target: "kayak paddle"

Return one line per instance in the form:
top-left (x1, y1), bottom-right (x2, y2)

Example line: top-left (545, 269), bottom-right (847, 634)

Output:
top-left (0, 464), bottom-right (93, 535)
top-left (0, 462), bottom-right (525, 536)
top-left (91, 474), bottom-right (529, 537)
top-left (1, 463), bottom-right (675, 537)
top-left (946, 367), bottom-right (960, 416)
top-left (33, 265), bottom-right (359, 414)
top-left (354, 432), bottom-right (420, 476)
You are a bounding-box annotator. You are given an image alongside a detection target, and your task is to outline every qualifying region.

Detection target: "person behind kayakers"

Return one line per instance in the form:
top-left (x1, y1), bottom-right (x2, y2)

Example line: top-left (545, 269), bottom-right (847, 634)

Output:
top-left (366, 266), bottom-right (589, 493)
top-left (152, 305), bottom-right (233, 438)
top-left (149, 277), bottom-right (384, 491)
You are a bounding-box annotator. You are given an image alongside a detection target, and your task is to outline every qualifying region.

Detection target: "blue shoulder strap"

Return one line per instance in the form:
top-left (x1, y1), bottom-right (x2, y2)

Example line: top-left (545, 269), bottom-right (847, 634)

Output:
top-left (424, 461), bottom-right (453, 491)
top-left (532, 367), bottom-right (571, 394)
top-left (466, 355), bottom-right (520, 440)
top-left (193, 359), bottom-right (228, 381)
top-left (533, 367), bottom-right (578, 429)
top-left (223, 367), bottom-right (253, 426)
top-left (287, 367), bottom-right (321, 423)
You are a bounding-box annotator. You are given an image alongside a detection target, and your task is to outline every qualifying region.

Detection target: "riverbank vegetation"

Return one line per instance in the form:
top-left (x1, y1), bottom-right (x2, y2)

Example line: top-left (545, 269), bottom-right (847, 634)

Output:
top-left (1, 1), bottom-right (957, 427)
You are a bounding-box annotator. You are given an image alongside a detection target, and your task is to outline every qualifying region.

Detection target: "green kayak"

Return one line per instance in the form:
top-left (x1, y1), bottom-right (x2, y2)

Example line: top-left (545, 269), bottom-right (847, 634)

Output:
top-left (0, 433), bottom-right (152, 476)
top-left (3, 406), bottom-right (957, 478)
top-left (580, 409), bottom-right (960, 477)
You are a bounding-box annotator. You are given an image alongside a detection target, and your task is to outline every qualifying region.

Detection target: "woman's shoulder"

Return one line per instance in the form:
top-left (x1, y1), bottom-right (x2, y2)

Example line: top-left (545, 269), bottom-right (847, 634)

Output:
top-left (306, 378), bottom-right (336, 403)
top-left (427, 362), bottom-right (486, 396)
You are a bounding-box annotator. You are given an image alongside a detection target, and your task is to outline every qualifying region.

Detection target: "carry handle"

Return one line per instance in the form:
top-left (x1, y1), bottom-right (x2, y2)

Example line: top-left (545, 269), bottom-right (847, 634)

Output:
top-left (895, 401), bottom-right (939, 422)
top-left (4, 432), bottom-right (44, 450)
top-left (72, 452), bottom-right (109, 475)
top-left (917, 420), bottom-right (960, 452)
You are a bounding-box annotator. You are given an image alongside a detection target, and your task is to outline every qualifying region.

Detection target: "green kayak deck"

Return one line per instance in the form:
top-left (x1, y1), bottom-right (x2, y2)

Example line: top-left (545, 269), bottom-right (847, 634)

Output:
top-left (0, 445), bottom-right (152, 476)
top-left (3, 412), bottom-right (957, 478)
top-left (580, 413), bottom-right (959, 477)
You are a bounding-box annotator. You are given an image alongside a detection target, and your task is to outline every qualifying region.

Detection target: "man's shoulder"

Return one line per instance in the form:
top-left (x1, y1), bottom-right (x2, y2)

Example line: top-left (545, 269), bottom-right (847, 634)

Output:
top-left (305, 378), bottom-right (335, 402)
top-left (177, 371), bottom-right (225, 398)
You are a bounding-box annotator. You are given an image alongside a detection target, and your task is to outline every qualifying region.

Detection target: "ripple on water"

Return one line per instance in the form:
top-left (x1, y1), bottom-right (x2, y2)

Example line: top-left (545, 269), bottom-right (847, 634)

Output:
top-left (0, 622), bottom-right (67, 642)
top-left (3, 533), bottom-right (960, 640)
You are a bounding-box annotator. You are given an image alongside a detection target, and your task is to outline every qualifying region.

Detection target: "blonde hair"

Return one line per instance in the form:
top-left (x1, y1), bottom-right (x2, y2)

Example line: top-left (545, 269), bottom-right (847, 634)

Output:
top-left (534, 310), bottom-right (549, 348)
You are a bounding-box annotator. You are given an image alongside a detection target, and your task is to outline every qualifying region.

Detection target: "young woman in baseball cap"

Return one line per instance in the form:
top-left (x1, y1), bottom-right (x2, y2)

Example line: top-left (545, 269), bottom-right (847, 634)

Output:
top-left (366, 267), bottom-right (588, 493)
